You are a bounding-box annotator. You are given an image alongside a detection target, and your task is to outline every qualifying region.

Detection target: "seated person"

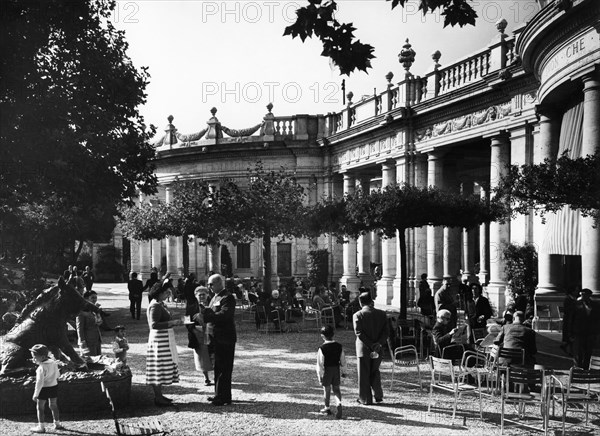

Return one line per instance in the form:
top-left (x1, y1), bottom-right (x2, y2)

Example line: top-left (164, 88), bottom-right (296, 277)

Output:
top-left (268, 290), bottom-right (285, 328)
top-left (312, 287), bottom-right (342, 327)
top-left (494, 310), bottom-right (537, 367)
top-left (432, 309), bottom-right (464, 361)
top-left (338, 284), bottom-right (350, 308)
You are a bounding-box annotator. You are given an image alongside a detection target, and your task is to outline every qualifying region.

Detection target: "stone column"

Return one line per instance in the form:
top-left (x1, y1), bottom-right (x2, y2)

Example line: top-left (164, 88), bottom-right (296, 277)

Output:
top-left (426, 152), bottom-right (444, 292)
top-left (487, 134), bottom-right (511, 314)
top-left (476, 183), bottom-right (489, 285)
top-left (207, 244), bottom-right (220, 276)
top-left (534, 108), bottom-right (562, 295)
top-left (165, 186), bottom-right (182, 277)
top-left (151, 240), bottom-right (162, 271)
top-left (461, 181), bottom-right (476, 282)
top-left (443, 160), bottom-right (461, 282)
top-left (376, 161), bottom-right (397, 305)
top-left (188, 236), bottom-right (197, 277)
top-left (138, 194), bottom-right (152, 280)
top-left (340, 173), bottom-right (361, 296)
top-left (414, 154), bottom-right (428, 299)
top-left (509, 125), bottom-right (532, 245)
top-left (581, 75), bottom-right (600, 294)
top-left (356, 177), bottom-right (373, 289)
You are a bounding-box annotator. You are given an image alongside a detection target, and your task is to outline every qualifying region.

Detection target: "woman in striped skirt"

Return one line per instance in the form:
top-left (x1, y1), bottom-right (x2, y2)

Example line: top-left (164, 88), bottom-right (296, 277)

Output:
top-left (146, 280), bottom-right (183, 406)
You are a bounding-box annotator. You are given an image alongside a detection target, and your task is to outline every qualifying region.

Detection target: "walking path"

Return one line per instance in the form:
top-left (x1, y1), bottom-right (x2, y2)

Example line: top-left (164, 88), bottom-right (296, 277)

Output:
top-left (0, 283), bottom-right (596, 435)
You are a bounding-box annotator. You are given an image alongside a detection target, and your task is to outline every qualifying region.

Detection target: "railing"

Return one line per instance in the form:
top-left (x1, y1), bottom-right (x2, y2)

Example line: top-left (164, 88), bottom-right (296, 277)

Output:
top-left (325, 24), bottom-right (521, 136)
top-left (272, 116), bottom-right (295, 136)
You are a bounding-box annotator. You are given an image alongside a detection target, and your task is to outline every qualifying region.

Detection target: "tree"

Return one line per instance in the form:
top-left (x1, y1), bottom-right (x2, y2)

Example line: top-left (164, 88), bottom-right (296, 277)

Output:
top-left (503, 242), bottom-right (537, 317)
top-left (120, 162), bottom-right (308, 293)
top-left (284, 0), bottom-right (477, 75)
top-left (309, 184), bottom-right (507, 318)
top-left (1, 0), bottom-right (157, 274)
top-left (494, 152), bottom-right (600, 225)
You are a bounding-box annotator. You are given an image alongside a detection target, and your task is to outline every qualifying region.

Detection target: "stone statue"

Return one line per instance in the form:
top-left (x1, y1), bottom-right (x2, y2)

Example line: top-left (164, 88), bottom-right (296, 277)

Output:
top-left (0, 276), bottom-right (100, 375)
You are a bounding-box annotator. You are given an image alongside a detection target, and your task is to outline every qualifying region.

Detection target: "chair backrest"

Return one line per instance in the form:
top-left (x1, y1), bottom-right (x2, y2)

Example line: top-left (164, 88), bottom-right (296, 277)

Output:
top-left (429, 356), bottom-right (456, 383)
top-left (460, 350), bottom-right (487, 369)
top-left (498, 347), bottom-right (525, 366)
top-left (394, 345), bottom-right (419, 363)
top-left (397, 318), bottom-right (416, 338)
top-left (589, 355), bottom-right (600, 371)
top-left (472, 328), bottom-right (487, 342)
top-left (569, 367), bottom-right (600, 387)
top-left (504, 367), bottom-right (545, 392)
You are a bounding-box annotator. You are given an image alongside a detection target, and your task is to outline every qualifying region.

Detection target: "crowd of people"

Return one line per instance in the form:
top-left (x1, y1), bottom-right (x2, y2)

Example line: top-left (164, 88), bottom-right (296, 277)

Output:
top-left (11, 266), bottom-right (598, 429)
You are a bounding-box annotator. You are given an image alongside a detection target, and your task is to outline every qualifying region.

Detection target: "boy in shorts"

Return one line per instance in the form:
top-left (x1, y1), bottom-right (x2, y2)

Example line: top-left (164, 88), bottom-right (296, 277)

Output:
top-left (316, 325), bottom-right (347, 419)
top-left (30, 344), bottom-right (64, 433)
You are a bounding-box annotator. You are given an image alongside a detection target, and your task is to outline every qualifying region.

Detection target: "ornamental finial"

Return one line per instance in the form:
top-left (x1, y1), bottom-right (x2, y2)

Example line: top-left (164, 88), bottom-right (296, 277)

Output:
top-left (399, 38), bottom-right (416, 78)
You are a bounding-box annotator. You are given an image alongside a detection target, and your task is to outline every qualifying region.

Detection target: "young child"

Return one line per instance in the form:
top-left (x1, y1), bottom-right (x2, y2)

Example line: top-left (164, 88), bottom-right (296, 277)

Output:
top-left (316, 325), bottom-right (347, 419)
top-left (30, 344), bottom-right (64, 433)
top-left (112, 325), bottom-right (129, 363)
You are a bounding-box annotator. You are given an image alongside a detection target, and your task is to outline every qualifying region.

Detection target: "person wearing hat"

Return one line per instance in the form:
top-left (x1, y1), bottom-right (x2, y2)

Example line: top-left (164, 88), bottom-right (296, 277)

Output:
top-left (202, 274), bottom-right (236, 406)
top-left (112, 325), bottom-right (129, 364)
top-left (187, 286), bottom-right (214, 387)
top-left (570, 288), bottom-right (599, 368)
top-left (30, 344), bottom-right (64, 433)
top-left (146, 280), bottom-right (184, 406)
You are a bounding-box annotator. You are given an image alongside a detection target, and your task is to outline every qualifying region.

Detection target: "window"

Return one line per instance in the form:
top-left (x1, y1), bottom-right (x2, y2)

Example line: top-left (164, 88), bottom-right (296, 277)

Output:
top-left (236, 243), bottom-right (251, 269)
top-left (277, 243), bottom-right (292, 277)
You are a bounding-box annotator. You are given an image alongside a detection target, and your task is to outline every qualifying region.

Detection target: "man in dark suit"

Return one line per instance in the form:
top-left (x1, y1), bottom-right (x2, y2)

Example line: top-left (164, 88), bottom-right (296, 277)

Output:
top-left (470, 283), bottom-right (493, 329)
top-left (569, 288), bottom-right (599, 368)
top-left (494, 310), bottom-right (537, 367)
top-left (127, 272), bottom-right (144, 320)
top-left (202, 274), bottom-right (237, 406)
top-left (353, 292), bottom-right (389, 405)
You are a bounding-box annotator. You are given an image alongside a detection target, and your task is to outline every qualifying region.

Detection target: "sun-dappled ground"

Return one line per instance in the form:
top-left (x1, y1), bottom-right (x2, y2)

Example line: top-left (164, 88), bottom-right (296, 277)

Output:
top-left (1, 283), bottom-right (598, 435)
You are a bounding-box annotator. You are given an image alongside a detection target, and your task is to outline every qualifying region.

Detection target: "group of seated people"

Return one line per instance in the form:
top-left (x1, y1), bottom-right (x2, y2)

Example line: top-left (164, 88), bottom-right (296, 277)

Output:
top-left (432, 307), bottom-right (537, 367)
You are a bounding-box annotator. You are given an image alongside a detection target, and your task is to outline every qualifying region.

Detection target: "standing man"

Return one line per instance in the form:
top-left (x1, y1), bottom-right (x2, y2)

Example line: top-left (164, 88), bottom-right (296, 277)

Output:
top-left (435, 277), bottom-right (457, 329)
top-left (353, 292), bottom-right (389, 405)
top-left (127, 272), bottom-right (144, 320)
top-left (470, 283), bottom-right (493, 329)
top-left (202, 274), bottom-right (236, 406)
top-left (82, 266), bottom-right (95, 291)
top-left (570, 288), bottom-right (599, 368)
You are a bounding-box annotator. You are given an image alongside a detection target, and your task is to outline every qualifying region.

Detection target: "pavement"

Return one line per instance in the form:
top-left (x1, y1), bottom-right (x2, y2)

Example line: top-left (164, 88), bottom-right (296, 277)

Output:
top-left (94, 282), bottom-right (577, 370)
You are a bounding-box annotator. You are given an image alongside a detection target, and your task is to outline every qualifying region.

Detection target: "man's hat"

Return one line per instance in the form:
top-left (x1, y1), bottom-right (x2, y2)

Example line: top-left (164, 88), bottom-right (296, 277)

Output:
top-left (29, 344), bottom-right (49, 356)
top-left (114, 325), bottom-right (126, 331)
top-left (581, 288), bottom-right (593, 295)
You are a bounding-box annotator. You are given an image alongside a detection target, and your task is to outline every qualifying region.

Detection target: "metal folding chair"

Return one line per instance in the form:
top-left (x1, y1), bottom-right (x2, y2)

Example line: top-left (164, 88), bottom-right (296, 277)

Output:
top-left (428, 356), bottom-right (482, 420)
top-left (500, 367), bottom-right (549, 435)
top-left (550, 367), bottom-right (600, 434)
top-left (390, 343), bottom-right (422, 390)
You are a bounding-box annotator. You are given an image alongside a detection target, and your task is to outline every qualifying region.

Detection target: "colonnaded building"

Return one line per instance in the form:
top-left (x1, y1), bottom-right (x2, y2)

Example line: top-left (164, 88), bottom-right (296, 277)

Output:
top-left (129, 0), bottom-right (599, 316)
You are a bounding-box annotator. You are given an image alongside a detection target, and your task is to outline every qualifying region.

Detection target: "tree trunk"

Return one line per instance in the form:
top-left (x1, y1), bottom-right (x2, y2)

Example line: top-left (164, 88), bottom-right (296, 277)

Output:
top-left (399, 228), bottom-right (408, 320)
top-left (262, 229), bottom-right (272, 293)
top-left (72, 240), bottom-right (84, 264)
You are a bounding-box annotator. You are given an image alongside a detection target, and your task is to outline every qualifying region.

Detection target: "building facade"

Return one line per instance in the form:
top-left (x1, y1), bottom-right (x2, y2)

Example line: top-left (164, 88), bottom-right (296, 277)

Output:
top-left (131, 0), bottom-right (599, 315)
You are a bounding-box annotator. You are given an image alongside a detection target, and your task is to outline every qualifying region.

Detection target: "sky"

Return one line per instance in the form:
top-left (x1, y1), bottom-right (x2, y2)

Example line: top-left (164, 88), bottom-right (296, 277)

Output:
top-left (113, 0), bottom-right (541, 135)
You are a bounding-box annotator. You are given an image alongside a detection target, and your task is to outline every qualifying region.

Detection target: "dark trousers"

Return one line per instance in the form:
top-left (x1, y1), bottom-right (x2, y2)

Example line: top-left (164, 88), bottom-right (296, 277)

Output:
top-left (357, 355), bottom-right (383, 404)
top-left (573, 334), bottom-right (596, 369)
top-left (214, 341), bottom-right (235, 402)
top-left (129, 297), bottom-right (142, 320)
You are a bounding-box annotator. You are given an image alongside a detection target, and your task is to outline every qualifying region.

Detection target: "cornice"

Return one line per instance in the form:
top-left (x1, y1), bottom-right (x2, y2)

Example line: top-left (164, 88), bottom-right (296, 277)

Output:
top-left (518, 0), bottom-right (600, 77)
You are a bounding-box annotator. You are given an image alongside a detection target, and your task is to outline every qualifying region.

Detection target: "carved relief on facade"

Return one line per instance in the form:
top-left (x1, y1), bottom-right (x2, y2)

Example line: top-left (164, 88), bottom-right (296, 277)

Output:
top-left (414, 102), bottom-right (514, 143)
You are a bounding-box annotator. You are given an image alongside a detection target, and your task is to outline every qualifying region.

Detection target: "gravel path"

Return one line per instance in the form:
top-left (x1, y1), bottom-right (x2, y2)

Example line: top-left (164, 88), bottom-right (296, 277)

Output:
top-left (1, 284), bottom-right (597, 435)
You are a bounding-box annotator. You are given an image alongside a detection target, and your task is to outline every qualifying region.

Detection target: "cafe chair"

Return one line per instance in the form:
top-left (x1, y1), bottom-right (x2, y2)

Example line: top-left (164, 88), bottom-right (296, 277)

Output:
top-left (550, 367), bottom-right (600, 434)
top-left (428, 356), bottom-right (482, 420)
top-left (500, 367), bottom-right (549, 435)
top-left (389, 343), bottom-right (422, 390)
top-left (302, 306), bottom-right (321, 331)
top-left (321, 307), bottom-right (336, 329)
